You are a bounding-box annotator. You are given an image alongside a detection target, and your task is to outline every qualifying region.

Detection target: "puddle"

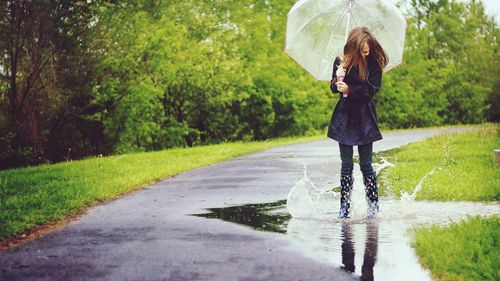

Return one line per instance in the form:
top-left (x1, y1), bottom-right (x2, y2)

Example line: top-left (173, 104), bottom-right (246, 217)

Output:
top-left (193, 199), bottom-right (499, 281)
top-left (193, 200), bottom-right (291, 234)
top-left (192, 157), bottom-right (499, 280)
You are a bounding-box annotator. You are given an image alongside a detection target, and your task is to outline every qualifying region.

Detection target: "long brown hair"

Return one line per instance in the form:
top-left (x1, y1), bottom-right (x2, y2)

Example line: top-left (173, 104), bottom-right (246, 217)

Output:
top-left (340, 27), bottom-right (388, 81)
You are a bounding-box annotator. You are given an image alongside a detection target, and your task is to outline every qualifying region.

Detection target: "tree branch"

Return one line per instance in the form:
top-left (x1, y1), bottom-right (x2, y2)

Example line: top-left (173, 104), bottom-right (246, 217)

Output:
top-left (20, 52), bottom-right (53, 105)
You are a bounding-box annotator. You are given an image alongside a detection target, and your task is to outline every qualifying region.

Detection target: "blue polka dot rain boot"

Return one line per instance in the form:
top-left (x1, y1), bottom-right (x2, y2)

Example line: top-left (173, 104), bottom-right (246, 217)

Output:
top-left (363, 174), bottom-right (379, 219)
top-left (339, 174), bottom-right (354, 219)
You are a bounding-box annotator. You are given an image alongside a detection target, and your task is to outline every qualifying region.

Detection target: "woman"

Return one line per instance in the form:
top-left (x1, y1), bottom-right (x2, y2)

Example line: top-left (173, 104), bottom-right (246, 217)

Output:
top-left (328, 27), bottom-right (388, 219)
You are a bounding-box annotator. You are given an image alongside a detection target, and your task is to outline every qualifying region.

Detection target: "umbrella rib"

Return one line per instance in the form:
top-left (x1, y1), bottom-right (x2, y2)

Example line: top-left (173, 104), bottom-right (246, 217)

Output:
top-left (332, 6), bottom-right (348, 30)
top-left (288, 7), bottom-right (347, 48)
top-left (351, 9), bottom-right (358, 27)
top-left (319, 8), bottom-right (348, 68)
top-left (351, 1), bottom-right (402, 56)
top-left (351, 1), bottom-right (395, 33)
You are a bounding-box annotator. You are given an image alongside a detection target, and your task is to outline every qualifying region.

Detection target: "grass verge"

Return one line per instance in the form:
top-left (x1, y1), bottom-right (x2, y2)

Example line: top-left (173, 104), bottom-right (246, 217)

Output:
top-left (376, 124), bottom-right (499, 201)
top-left (412, 216), bottom-right (500, 281)
top-left (377, 124), bottom-right (499, 281)
top-left (0, 134), bottom-right (325, 242)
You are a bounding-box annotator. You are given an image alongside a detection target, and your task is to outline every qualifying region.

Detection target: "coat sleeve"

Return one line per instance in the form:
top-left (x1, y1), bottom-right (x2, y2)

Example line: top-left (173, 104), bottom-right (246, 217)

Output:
top-left (347, 66), bottom-right (382, 102)
top-left (330, 57), bottom-right (340, 94)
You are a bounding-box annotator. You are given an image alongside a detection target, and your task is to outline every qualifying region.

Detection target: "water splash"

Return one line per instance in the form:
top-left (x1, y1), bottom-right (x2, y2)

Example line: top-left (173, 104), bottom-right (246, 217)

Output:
top-left (286, 159), bottom-right (333, 218)
top-left (401, 166), bottom-right (441, 201)
top-left (286, 156), bottom-right (396, 220)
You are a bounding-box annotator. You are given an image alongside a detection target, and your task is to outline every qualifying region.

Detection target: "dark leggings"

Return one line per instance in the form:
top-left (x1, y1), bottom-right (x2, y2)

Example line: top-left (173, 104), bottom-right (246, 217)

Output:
top-left (339, 142), bottom-right (374, 176)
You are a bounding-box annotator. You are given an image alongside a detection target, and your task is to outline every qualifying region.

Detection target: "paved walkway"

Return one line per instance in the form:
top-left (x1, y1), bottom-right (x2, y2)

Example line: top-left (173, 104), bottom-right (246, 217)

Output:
top-left (0, 128), bottom-right (471, 281)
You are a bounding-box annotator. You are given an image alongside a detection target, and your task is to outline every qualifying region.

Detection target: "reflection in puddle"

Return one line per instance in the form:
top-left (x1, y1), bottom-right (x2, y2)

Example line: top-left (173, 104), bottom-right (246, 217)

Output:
top-left (192, 200), bottom-right (290, 234)
top-left (341, 222), bottom-right (377, 281)
top-left (192, 200), bottom-right (499, 281)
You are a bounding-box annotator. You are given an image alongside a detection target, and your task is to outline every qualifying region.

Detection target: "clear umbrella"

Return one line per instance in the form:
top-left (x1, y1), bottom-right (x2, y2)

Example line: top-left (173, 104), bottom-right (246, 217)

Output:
top-left (285, 0), bottom-right (407, 81)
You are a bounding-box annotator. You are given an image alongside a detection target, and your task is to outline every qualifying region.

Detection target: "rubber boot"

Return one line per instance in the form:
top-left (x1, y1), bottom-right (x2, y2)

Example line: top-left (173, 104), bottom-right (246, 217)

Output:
top-left (363, 174), bottom-right (379, 219)
top-left (339, 174), bottom-right (354, 219)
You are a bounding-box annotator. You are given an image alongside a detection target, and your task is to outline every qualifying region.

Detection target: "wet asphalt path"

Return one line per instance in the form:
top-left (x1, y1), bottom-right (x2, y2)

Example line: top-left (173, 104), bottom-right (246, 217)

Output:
top-left (0, 128), bottom-right (469, 281)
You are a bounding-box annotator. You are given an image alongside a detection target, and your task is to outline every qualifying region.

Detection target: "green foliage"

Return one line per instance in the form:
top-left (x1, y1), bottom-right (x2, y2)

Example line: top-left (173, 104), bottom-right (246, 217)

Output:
top-left (412, 216), bottom-right (500, 281)
top-left (0, 133), bottom-right (323, 241)
top-left (89, 0), bottom-right (331, 151)
top-left (377, 0), bottom-right (498, 128)
top-left (0, 0), bottom-right (498, 169)
top-left (377, 124), bottom-right (500, 201)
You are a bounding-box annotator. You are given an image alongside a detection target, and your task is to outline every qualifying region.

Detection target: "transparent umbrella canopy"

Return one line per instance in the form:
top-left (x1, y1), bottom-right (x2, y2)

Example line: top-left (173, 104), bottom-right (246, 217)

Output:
top-left (285, 0), bottom-right (407, 81)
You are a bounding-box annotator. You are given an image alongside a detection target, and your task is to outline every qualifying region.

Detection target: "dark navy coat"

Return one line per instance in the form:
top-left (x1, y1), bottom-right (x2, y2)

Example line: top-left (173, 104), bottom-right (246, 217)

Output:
top-left (327, 56), bottom-right (383, 146)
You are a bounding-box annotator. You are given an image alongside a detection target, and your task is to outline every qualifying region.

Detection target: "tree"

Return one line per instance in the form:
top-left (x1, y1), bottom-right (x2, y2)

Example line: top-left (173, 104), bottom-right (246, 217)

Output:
top-left (0, 1), bottom-right (106, 168)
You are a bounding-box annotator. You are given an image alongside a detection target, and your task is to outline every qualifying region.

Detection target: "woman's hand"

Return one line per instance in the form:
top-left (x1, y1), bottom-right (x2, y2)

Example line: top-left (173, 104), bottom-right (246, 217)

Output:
top-left (336, 81), bottom-right (349, 95)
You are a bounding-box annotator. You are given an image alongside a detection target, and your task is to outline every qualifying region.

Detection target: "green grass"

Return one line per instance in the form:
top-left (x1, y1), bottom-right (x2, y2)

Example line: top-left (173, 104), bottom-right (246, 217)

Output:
top-left (377, 124), bottom-right (500, 201)
top-left (379, 123), bottom-right (488, 134)
top-left (0, 134), bottom-right (325, 241)
top-left (378, 124), bottom-right (500, 280)
top-left (412, 216), bottom-right (500, 281)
